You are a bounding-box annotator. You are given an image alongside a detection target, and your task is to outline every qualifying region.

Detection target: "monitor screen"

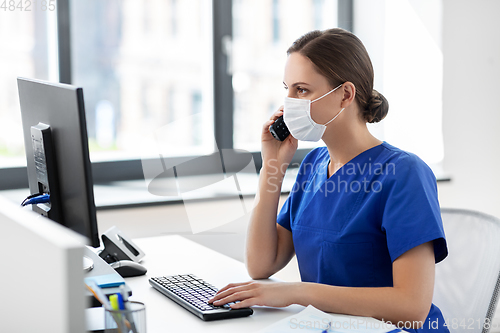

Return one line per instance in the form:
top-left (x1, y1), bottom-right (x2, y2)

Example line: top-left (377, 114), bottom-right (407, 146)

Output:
top-left (17, 77), bottom-right (100, 247)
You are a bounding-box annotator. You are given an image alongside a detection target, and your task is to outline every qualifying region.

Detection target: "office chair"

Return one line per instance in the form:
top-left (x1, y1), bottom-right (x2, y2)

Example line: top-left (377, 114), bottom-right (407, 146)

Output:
top-left (433, 208), bottom-right (500, 333)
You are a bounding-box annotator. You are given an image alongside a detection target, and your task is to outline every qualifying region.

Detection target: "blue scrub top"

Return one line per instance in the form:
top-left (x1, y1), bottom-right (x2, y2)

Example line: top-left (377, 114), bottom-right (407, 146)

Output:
top-left (277, 142), bottom-right (449, 333)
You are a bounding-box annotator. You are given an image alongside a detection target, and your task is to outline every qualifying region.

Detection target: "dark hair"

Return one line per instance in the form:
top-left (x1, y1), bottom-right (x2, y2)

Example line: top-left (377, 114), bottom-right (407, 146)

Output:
top-left (287, 28), bottom-right (388, 123)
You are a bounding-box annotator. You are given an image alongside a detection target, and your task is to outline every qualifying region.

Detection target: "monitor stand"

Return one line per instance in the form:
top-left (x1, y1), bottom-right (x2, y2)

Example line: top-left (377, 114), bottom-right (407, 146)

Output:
top-left (83, 255), bottom-right (94, 272)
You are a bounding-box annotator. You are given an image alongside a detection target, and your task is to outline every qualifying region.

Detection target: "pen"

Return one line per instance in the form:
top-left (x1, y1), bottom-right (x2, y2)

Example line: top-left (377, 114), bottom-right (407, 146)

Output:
top-left (322, 320), bottom-right (332, 333)
top-left (119, 285), bottom-right (129, 304)
top-left (110, 294), bottom-right (127, 333)
top-left (119, 285), bottom-right (139, 333)
top-left (87, 281), bottom-right (130, 331)
top-left (116, 292), bottom-right (126, 310)
top-left (85, 281), bottom-right (111, 310)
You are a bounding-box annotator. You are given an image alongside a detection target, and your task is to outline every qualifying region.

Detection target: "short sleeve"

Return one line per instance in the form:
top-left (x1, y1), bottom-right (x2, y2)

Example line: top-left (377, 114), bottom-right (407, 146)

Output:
top-left (277, 195), bottom-right (292, 231)
top-left (381, 154), bottom-right (448, 263)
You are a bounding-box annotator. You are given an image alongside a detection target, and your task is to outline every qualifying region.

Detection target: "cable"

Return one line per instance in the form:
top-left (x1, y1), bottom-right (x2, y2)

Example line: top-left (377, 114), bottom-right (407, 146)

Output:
top-left (20, 193), bottom-right (42, 206)
top-left (21, 193), bottom-right (50, 207)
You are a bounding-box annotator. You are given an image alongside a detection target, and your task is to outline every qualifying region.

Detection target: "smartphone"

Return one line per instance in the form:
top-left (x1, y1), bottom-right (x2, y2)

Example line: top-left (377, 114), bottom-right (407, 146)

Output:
top-left (269, 115), bottom-right (290, 141)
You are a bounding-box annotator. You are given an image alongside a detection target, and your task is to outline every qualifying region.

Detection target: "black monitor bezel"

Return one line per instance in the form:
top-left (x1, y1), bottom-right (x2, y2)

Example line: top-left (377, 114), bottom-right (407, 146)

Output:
top-left (17, 77), bottom-right (100, 247)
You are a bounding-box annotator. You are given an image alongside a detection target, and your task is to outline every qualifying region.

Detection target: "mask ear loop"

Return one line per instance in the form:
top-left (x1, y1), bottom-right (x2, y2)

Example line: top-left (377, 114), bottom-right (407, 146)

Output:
top-left (311, 84), bottom-right (343, 103)
top-left (323, 108), bottom-right (345, 126)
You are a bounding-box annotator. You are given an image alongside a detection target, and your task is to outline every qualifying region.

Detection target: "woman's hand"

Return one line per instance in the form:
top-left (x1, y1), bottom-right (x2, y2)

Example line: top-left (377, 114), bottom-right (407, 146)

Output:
top-left (261, 108), bottom-right (298, 176)
top-left (207, 281), bottom-right (300, 309)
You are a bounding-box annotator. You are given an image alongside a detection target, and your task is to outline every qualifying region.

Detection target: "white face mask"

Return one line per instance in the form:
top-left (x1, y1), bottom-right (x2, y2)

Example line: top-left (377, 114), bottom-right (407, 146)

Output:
top-left (283, 84), bottom-right (345, 142)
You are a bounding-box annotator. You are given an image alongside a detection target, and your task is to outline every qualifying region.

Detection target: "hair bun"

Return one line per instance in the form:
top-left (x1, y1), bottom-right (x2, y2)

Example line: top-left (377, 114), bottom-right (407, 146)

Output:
top-left (365, 89), bottom-right (389, 123)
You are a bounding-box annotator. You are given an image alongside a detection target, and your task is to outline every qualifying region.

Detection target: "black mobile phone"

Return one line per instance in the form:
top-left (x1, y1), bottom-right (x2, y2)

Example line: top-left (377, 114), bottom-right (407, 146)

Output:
top-left (269, 115), bottom-right (290, 141)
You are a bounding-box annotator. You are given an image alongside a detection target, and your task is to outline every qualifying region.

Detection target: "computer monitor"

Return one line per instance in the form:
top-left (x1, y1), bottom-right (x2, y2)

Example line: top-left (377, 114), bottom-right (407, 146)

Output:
top-left (0, 195), bottom-right (87, 333)
top-left (17, 77), bottom-right (100, 248)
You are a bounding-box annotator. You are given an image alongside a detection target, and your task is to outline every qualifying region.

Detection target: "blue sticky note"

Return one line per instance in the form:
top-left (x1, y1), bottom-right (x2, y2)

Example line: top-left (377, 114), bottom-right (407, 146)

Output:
top-left (85, 274), bottom-right (125, 288)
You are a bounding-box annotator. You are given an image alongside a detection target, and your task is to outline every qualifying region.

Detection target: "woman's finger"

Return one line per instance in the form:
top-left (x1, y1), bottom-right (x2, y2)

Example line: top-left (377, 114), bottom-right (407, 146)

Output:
top-left (262, 119), bottom-right (276, 136)
top-left (269, 105), bottom-right (283, 121)
top-left (230, 298), bottom-right (256, 309)
top-left (217, 281), bottom-right (252, 295)
top-left (263, 108), bottom-right (285, 138)
top-left (208, 281), bottom-right (253, 303)
top-left (212, 284), bottom-right (250, 302)
top-left (212, 290), bottom-right (255, 306)
top-left (214, 283), bottom-right (236, 295)
top-left (270, 107), bottom-right (284, 121)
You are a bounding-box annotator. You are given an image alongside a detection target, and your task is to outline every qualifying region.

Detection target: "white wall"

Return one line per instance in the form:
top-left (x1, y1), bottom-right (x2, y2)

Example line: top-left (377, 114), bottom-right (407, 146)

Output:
top-left (440, 2), bottom-right (500, 324)
top-left (438, 0), bottom-right (500, 219)
top-left (355, 0), bottom-right (445, 164)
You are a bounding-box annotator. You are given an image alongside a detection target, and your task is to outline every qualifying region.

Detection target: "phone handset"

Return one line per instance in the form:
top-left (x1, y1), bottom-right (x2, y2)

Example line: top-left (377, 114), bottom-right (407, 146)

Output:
top-left (268, 115), bottom-right (290, 141)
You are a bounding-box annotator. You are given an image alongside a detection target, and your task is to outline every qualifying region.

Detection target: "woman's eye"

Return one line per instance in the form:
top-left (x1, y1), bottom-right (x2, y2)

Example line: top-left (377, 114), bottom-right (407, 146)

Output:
top-left (297, 88), bottom-right (307, 94)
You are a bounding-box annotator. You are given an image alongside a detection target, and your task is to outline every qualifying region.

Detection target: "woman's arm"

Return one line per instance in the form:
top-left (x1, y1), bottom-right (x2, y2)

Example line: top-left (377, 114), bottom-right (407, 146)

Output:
top-left (211, 241), bottom-right (436, 329)
top-left (245, 108), bottom-right (297, 279)
top-left (298, 241), bottom-right (435, 327)
top-left (245, 168), bottom-right (295, 279)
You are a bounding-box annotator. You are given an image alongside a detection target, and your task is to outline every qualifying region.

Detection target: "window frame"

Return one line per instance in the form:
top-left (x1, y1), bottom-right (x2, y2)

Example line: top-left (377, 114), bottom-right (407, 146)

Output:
top-left (0, 0), bottom-right (353, 191)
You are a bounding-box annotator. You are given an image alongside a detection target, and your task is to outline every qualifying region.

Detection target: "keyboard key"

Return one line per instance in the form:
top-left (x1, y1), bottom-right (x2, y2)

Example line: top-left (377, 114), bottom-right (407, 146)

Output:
top-left (149, 274), bottom-right (253, 320)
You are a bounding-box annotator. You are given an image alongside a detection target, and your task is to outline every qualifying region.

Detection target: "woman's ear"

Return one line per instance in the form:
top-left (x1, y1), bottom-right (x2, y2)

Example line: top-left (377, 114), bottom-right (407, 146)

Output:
top-left (341, 82), bottom-right (356, 108)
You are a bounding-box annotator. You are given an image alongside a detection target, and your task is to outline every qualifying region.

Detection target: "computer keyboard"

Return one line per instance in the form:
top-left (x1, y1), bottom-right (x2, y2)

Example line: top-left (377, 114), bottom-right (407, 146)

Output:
top-left (149, 274), bottom-right (254, 321)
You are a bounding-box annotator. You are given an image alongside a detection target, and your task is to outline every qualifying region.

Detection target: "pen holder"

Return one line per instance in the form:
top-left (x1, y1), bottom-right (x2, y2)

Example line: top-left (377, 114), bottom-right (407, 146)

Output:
top-left (104, 301), bottom-right (146, 333)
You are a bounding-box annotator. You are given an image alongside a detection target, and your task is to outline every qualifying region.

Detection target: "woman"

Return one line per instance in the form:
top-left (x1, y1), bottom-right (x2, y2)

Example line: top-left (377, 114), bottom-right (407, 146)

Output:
top-left (208, 28), bottom-right (448, 333)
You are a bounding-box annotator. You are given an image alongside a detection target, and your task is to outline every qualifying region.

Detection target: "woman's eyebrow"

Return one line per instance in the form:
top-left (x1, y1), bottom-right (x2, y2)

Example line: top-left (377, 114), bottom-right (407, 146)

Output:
top-left (283, 81), bottom-right (310, 87)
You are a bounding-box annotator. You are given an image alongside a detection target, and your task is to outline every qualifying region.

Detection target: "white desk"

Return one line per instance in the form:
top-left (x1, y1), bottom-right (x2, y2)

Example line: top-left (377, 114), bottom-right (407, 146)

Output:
top-left (122, 235), bottom-right (305, 332)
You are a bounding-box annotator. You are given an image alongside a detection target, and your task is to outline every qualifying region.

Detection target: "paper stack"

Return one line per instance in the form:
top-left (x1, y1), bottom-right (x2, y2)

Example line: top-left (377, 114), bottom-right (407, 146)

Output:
top-left (257, 305), bottom-right (402, 333)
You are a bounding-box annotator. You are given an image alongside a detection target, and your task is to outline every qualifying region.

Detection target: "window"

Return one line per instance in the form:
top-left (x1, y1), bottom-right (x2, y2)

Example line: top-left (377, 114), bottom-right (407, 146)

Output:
top-left (0, 7), bottom-right (56, 167)
top-left (232, 0), bottom-right (339, 152)
top-left (71, 0), bottom-right (214, 161)
top-left (0, 0), bottom-right (348, 190)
